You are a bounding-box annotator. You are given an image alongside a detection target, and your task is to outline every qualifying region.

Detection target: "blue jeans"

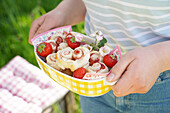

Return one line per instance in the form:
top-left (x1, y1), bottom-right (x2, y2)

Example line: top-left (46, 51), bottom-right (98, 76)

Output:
top-left (80, 70), bottom-right (170, 113)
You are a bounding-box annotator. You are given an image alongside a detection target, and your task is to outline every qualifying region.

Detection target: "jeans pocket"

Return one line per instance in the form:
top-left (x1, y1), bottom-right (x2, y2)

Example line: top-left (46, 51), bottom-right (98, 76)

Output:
top-left (155, 70), bottom-right (170, 84)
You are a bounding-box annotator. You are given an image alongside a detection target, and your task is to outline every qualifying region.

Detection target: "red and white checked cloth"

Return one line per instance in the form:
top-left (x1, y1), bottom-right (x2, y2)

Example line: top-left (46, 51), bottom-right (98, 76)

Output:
top-left (0, 56), bottom-right (69, 113)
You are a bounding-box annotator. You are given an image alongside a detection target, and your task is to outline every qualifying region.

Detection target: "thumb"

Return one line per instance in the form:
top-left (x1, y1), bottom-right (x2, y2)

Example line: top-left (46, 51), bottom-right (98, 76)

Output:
top-left (35, 22), bottom-right (52, 36)
top-left (29, 15), bottom-right (46, 44)
top-left (34, 17), bottom-right (57, 39)
top-left (106, 53), bottom-right (135, 82)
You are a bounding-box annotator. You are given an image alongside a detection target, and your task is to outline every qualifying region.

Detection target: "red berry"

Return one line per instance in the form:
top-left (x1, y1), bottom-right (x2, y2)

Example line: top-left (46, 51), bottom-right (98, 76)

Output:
top-left (36, 42), bottom-right (53, 57)
top-left (66, 37), bottom-right (80, 49)
top-left (73, 68), bottom-right (86, 79)
top-left (103, 54), bottom-right (117, 68)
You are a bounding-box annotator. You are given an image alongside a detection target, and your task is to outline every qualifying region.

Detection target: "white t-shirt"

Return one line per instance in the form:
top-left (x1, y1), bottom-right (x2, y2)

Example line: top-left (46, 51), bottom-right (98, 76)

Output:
top-left (83, 0), bottom-right (170, 54)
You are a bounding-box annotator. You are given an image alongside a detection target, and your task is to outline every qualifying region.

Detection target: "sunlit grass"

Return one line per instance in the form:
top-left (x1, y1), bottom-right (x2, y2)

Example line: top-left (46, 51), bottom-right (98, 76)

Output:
top-left (0, 0), bottom-right (84, 113)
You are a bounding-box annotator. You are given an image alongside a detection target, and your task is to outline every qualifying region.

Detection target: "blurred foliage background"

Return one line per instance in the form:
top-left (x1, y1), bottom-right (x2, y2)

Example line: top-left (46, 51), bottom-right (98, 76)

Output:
top-left (0, 0), bottom-right (85, 112)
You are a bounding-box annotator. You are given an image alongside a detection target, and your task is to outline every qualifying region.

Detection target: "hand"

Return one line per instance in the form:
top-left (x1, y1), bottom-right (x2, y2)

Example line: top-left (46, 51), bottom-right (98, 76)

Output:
top-left (28, 8), bottom-right (65, 44)
top-left (28, 0), bottom-right (86, 44)
top-left (106, 45), bottom-right (167, 97)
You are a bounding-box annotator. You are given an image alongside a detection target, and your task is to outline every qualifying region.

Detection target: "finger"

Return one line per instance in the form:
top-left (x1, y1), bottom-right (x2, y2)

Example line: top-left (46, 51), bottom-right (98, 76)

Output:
top-left (35, 17), bottom-right (57, 36)
top-left (112, 88), bottom-right (133, 97)
top-left (106, 52), bottom-right (135, 82)
top-left (111, 70), bottom-right (134, 97)
top-left (33, 22), bottom-right (55, 39)
top-left (29, 15), bottom-right (46, 44)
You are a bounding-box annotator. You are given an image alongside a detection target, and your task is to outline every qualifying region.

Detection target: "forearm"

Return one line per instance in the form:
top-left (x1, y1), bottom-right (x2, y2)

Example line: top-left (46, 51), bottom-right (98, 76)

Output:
top-left (57, 0), bottom-right (86, 25)
top-left (150, 41), bottom-right (170, 72)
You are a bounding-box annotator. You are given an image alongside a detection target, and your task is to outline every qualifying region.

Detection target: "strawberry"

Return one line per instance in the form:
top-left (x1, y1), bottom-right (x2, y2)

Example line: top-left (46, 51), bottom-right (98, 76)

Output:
top-left (36, 42), bottom-right (53, 57)
top-left (73, 68), bottom-right (86, 79)
top-left (66, 37), bottom-right (80, 49)
top-left (103, 54), bottom-right (117, 68)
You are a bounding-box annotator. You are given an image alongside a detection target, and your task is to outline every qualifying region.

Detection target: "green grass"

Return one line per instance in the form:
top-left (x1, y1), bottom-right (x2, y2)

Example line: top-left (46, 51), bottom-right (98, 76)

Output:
top-left (0, 0), bottom-right (84, 112)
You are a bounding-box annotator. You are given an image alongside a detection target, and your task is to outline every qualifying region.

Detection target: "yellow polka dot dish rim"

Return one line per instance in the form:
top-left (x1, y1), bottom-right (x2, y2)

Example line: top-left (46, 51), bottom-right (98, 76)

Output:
top-left (32, 26), bottom-right (121, 97)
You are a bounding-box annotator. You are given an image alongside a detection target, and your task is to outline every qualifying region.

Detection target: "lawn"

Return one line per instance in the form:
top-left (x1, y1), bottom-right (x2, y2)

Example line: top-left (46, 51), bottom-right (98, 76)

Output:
top-left (0, 0), bottom-right (84, 112)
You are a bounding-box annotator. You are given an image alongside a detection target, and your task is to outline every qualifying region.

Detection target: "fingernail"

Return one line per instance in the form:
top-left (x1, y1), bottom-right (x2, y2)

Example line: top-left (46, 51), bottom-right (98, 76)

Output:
top-left (107, 73), bottom-right (115, 82)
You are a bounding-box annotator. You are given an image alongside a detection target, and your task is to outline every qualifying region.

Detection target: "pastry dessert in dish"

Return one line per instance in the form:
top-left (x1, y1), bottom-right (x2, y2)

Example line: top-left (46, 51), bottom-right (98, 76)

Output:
top-left (36, 31), bottom-right (120, 80)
